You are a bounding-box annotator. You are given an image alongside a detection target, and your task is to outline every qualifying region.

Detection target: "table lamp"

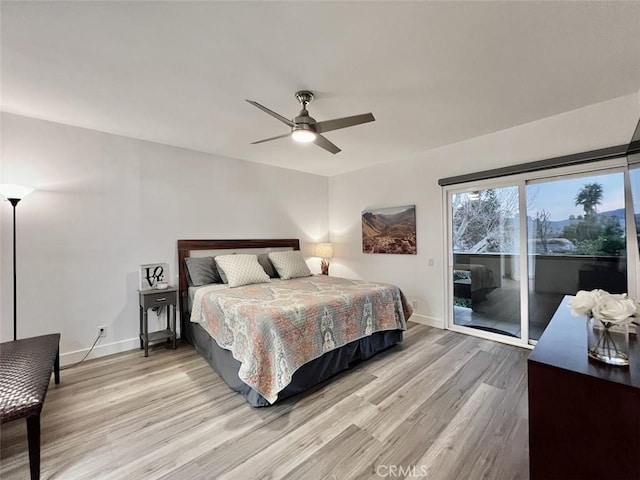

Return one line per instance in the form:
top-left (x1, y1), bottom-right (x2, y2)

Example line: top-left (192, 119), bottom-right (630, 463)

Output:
top-left (314, 243), bottom-right (333, 276)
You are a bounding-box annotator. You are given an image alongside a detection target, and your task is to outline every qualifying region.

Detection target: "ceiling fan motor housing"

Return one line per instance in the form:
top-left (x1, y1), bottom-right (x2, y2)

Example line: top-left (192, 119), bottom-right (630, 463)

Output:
top-left (293, 91), bottom-right (317, 130)
top-left (293, 111), bottom-right (316, 127)
top-left (292, 124), bottom-right (315, 135)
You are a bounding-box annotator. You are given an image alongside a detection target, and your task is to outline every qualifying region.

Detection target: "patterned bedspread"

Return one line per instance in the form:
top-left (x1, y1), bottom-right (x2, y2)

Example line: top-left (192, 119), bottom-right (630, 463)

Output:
top-left (190, 275), bottom-right (412, 403)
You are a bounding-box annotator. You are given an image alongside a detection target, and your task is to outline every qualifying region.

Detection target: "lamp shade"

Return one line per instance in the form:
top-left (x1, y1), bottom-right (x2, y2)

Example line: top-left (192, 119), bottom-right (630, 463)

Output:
top-left (0, 184), bottom-right (34, 200)
top-left (314, 243), bottom-right (333, 259)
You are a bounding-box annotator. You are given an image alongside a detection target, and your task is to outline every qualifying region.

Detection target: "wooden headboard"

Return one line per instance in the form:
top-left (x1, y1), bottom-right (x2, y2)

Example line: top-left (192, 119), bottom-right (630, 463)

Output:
top-left (177, 239), bottom-right (300, 336)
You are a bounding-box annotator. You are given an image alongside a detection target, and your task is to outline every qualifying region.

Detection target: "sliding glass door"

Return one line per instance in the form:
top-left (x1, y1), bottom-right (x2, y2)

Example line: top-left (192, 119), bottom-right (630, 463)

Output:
top-left (446, 159), bottom-right (637, 346)
top-left (451, 187), bottom-right (522, 339)
top-left (525, 171), bottom-right (627, 340)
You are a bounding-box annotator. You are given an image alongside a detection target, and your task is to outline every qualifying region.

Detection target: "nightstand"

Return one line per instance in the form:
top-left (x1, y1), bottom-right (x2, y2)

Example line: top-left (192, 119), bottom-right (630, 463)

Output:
top-left (138, 287), bottom-right (177, 357)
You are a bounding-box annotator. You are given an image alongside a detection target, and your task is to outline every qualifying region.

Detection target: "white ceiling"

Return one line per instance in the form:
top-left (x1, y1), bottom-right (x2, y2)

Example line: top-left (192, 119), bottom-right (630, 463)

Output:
top-left (2, 1), bottom-right (640, 177)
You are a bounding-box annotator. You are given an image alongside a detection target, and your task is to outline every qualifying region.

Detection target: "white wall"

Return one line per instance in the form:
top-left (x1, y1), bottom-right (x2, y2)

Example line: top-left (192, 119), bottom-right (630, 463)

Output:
top-left (2, 92), bottom-right (638, 361)
top-left (329, 93), bottom-right (640, 328)
top-left (0, 113), bottom-right (329, 362)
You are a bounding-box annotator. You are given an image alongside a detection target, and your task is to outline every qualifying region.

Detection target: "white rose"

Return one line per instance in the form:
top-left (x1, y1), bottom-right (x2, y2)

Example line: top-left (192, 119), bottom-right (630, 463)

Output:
top-left (590, 289), bottom-right (611, 302)
top-left (601, 291), bottom-right (628, 300)
top-left (568, 290), bottom-right (598, 316)
top-left (592, 295), bottom-right (637, 325)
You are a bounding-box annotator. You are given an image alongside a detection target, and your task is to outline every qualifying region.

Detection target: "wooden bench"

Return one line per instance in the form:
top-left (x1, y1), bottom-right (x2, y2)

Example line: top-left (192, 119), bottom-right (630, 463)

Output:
top-left (0, 334), bottom-right (60, 480)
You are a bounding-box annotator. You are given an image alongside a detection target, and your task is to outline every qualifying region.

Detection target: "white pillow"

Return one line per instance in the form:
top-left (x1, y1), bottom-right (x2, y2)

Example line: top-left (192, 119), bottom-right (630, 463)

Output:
top-left (268, 250), bottom-right (312, 280)
top-left (214, 254), bottom-right (270, 288)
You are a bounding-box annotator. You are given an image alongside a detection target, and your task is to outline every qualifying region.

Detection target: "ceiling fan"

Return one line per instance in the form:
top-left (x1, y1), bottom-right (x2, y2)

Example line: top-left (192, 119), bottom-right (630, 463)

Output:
top-left (245, 91), bottom-right (375, 154)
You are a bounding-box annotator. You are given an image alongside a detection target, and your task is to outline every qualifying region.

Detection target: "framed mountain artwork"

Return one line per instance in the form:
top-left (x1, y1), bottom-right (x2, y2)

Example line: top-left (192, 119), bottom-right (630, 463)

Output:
top-left (362, 205), bottom-right (416, 254)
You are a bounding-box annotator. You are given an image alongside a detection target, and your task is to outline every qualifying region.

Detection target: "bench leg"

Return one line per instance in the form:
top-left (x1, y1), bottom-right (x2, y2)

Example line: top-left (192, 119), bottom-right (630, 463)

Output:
top-left (54, 346), bottom-right (60, 385)
top-left (26, 414), bottom-right (40, 480)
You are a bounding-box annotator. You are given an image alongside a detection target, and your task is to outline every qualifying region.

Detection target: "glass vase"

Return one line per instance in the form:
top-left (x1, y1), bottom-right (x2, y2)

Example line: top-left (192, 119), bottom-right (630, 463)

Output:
top-left (587, 316), bottom-right (629, 366)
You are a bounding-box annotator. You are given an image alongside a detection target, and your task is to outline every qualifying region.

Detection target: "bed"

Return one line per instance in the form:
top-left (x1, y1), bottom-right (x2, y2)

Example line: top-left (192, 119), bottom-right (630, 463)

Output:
top-left (453, 263), bottom-right (497, 303)
top-left (178, 239), bottom-right (412, 407)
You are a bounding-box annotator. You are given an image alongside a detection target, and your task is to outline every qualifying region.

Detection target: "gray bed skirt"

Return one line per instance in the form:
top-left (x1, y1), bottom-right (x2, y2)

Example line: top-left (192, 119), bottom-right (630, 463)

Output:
top-left (185, 320), bottom-right (403, 407)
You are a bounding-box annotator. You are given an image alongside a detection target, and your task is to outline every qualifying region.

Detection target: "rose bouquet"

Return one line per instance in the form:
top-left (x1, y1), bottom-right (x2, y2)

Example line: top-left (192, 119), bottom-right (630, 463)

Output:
top-left (569, 289), bottom-right (637, 366)
top-left (568, 289), bottom-right (637, 326)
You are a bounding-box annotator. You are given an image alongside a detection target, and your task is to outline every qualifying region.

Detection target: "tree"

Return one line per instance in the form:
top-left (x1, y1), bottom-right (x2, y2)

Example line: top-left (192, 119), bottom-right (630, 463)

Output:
top-left (534, 210), bottom-right (552, 253)
top-left (574, 183), bottom-right (603, 217)
top-left (452, 188), bottom-right (519, 253)
top-left (562, 182), bottom-right (625, 257)
top-left (563, 215), bottom-right (625, 256)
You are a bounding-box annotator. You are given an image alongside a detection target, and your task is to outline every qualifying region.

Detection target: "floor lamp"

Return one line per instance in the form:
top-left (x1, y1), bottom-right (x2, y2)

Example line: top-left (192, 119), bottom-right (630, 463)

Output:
top-left (1, 184), bottom-right (34, 341)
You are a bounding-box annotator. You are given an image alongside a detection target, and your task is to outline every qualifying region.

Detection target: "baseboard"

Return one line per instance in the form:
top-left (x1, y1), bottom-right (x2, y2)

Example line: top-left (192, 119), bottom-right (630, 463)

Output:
top-left (409, 313), bottom-right (444, 329)
top-left (60, 337), bottom-right (140, 366)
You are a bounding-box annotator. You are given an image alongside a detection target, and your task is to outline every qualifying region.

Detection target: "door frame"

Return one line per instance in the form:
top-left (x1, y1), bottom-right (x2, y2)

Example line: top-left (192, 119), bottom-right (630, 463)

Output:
top-left (443, 157), bottom-right (636, 347)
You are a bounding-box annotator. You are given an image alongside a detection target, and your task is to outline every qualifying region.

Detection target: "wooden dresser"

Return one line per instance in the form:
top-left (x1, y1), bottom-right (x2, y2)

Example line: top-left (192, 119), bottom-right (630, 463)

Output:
top-left (528, 296), bottom-right (640, 480)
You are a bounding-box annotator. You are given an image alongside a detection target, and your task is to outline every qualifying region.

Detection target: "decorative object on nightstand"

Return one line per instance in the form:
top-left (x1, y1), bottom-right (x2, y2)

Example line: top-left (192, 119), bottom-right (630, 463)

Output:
top-left (0, 184), bottom-right (34, 341)
top-left (138, 286), bottom-right (177, 357)
top-left (139, 262), bottom-right (169, 291)
top-left (314, 243), bottom-right (333, 275)
top-left (568, 289), bottom-right (637, 366)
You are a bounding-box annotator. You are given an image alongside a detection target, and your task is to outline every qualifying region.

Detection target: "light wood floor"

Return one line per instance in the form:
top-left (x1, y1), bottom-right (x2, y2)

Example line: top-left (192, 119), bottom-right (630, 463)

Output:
top-left (0, 323), bottom-right (530, 480)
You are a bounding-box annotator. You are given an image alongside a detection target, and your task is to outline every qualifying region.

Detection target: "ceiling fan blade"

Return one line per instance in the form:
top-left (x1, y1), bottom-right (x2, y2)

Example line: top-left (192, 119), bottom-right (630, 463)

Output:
top-left (313, 134), bottom-right (341, 154)
top-left (251, 132), bottom-right (291, 145)
top-left (245, 99), bottom-right (294, 127)
top-left (314, 113), bottom-right (375, 134)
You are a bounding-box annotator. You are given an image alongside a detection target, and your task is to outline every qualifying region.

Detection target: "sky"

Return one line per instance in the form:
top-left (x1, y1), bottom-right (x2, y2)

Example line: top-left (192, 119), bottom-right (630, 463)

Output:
top-left (526, 172), bottom-right (626, 220)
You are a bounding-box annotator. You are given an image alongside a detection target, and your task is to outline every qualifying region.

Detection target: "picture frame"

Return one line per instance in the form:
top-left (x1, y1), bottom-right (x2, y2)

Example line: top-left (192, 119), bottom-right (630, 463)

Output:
top-left (139, 263), bottom-right (169, 291)
top-left (362, 205), bottom-right (416, 254)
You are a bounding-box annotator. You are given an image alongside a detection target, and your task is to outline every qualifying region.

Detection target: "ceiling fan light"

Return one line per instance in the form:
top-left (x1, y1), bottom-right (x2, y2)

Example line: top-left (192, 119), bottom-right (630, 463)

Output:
top-left (291, 129), bottom-right (316, 143)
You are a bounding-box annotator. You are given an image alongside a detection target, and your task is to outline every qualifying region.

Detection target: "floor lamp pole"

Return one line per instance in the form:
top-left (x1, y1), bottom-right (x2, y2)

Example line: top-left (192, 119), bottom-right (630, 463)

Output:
top-left (9, 198), bottom-right (20, 341)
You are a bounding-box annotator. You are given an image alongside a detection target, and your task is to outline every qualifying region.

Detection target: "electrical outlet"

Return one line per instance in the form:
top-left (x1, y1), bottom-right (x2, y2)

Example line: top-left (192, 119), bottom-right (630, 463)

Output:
top-left (98, 326), bottom-right (106, 338)
top-left (428, 258), bottom-right (434, 266)
top-left (411, 300), bottom-right (418, 309)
